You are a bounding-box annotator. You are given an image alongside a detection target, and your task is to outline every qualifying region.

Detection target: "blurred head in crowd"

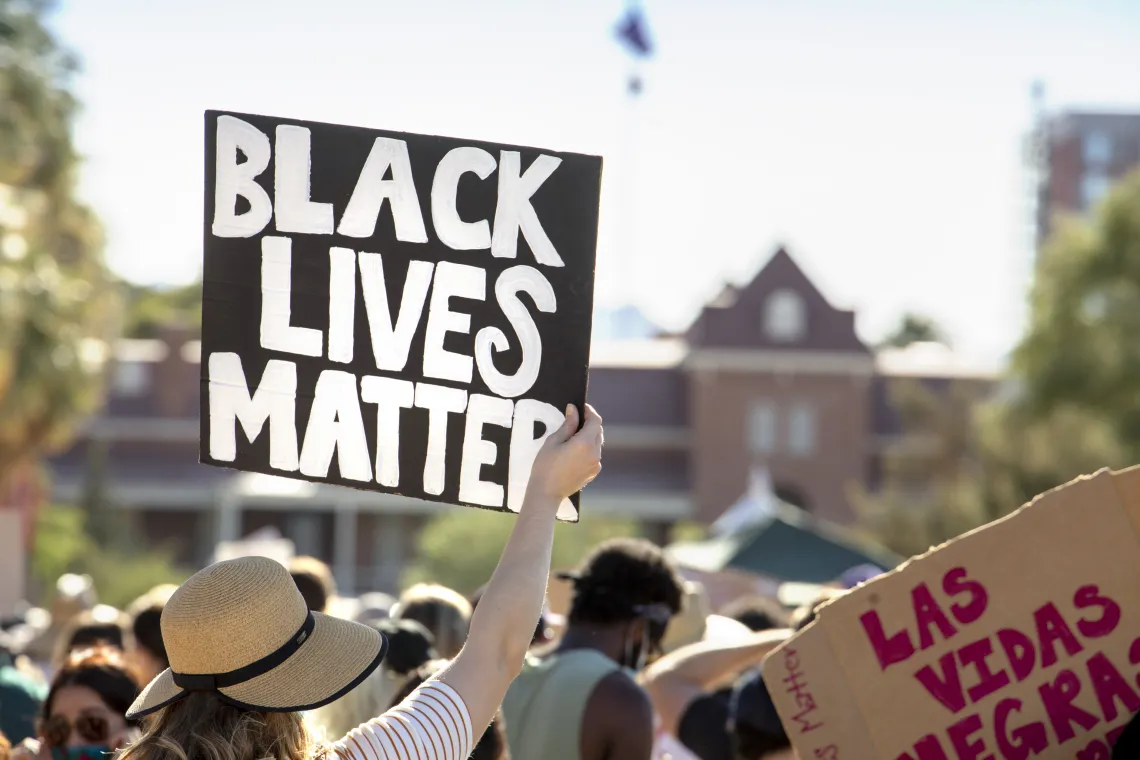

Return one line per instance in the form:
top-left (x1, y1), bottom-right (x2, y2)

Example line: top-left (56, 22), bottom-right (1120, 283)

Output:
top-left (41, 647), bottom-right (141, 759)
top-left (720, 595), bottom-right (788, 633)
top-left (790, 589), bottom-right (846, 632)
top-left (288, 556), bottom-right (337, 613)
top-left (51, 576), bottom-right (97, 627)
top-left (659, 581), bottom-right (752, 658)
top-left (469, 585), bottom-right (553, 648)
top-left (53, 607), bottom-right (133, 670)
top-left (730, 669), bottom-right (792, 760)
top-left (391, 659), bottom-right (509, 760)
top-left (304, 616), bottom-right (437, 741)
top-left (393, 584), bottom-right (472, 659)
top-left (563, 538), bottom-right (685, 670)
top-left (354, 592), bottom-right (396, 627)
top-left (126, 585), bottom-right (177, 684)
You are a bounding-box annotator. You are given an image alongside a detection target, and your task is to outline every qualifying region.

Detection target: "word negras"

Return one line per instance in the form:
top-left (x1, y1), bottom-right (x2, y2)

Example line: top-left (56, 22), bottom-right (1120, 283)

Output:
top-left (205, 115), bottom-right (578, 512)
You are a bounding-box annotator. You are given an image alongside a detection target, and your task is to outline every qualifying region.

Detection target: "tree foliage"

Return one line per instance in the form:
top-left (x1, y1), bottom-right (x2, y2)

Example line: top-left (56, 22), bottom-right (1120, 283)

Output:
top-left (122, 279), bottom-right (202, 338)
top-left (878, 313), bottom-right (949, 349)
top-left (0, 0), bottom-right (118, 490)
top-left (858, 171), bottom-right (1140, 559)
top-left (402, 507), bottom-right (640, 595)
top-left (31, 504), bottom-right (188, 609)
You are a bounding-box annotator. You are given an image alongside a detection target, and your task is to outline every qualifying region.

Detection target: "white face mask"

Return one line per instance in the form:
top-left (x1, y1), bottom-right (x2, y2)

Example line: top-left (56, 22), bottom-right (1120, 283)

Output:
top-left (622, 621), bottom-right (651, 673)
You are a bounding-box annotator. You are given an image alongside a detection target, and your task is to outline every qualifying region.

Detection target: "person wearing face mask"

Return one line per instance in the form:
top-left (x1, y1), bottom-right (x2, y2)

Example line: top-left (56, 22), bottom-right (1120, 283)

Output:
top-left (11, 646), bottom-right (141, 760)
top-left (501, 538), bottom-right (684, 760)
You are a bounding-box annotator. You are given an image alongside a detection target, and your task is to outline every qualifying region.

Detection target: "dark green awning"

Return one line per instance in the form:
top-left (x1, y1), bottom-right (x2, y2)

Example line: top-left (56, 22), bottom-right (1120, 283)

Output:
top-left (667, 503), bottom-right (901, 585)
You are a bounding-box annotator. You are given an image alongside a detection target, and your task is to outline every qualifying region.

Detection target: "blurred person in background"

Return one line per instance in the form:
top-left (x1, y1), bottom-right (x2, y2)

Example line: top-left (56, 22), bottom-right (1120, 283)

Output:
top-left (789, 588), bottom-right (846, 632)
top-left (642, 628), bottom-right (789, 760)
top-left (390, 660), bottom-right (509, 760)
top-left (393, 584), bottom-right (472, 659)
top-left (289, 556), bottom-right (338, 614)
top-left (305, 617), bottom-right (437, 739)
top-left (353, 593), bottom-right (396, 628)
top-left (52, 608), bottom-right (133, 673)
top-left (11, 646), bottom-right (142, 760)
top-left (659, 582), bottom-right (753, 657)
top-left (24, 576), bottom-right (97, 668)
top-left (501, 538), bottom-right (684, 760)
top-left (717, 597), bottom-right (787, 634)
top-left (726, 669), bottom-right (792, 760)
top-left (126, 586), bottom-right (177, 684)
top-left (469, 585), bottom-right (554, 649)
top-left (1, 630), bottom-right (47, 744)
top-left (838, 564), bottom-right (884, 590)
top-left (1, 730), bottom-right (10, 760)
top-left (113, 404), bottom-right (602, 760)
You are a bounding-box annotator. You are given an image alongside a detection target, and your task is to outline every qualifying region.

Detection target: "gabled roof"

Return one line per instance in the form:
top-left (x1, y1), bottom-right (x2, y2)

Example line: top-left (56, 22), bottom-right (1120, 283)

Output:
top-left (686, 247), bottom-right (870, 354)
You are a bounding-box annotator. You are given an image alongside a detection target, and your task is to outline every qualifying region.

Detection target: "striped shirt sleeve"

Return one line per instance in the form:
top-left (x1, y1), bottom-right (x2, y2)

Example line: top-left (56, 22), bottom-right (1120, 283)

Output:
top-left (331, 680), bottom-right (474, 760)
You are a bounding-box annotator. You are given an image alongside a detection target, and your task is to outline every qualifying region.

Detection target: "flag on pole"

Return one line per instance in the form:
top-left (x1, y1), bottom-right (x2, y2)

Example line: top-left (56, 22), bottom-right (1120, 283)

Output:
top-left (614, 6), bottom-right (653, 58)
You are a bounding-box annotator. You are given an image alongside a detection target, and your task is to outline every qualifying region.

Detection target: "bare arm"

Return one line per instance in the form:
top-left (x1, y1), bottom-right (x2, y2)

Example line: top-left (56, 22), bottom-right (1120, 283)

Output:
top-left (440, 405), bottom-right (604, 736)
top-left (581, 672), bottom-right (654, 760)
top-left (640, 628), bottom-right (790, 736)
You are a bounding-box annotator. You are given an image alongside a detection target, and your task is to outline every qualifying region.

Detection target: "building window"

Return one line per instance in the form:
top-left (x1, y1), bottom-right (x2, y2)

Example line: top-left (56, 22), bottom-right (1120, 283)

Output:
top-left (112, 361), bottom-right (150, 396)
top-left (1083, 131), bottom-right (1112, 168)
top-left (788, 404), bottom-right (816, 457)
top-left (1080, 173), bottom-right (1111, 210)
top-left (747, 402), bottom-right (777, 454)
top-left (763, 289), bottom-right (806, 342)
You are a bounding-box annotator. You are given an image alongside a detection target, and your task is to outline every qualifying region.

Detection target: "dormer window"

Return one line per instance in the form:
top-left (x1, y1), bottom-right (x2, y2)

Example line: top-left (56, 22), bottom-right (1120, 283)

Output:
top-left (763, 289), bottom-right (806, 342)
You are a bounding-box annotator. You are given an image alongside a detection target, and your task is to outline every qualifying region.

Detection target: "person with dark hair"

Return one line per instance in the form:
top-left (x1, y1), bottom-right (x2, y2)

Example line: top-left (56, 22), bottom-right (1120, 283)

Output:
top-left (789, 588), bottom-right (845, 632)
top-left (53, 608), bottom-right (133, 671)
top-left (501, 538), bottom-right (685, 760)
top-left (126, 586), bottom-right (176, 685)
top-left (392, 584), bottom-right (471, 659)
top-left (11, 646), bottom-right (142, 760)
top-left (718, 597), bottom-right (787, 634)
top-left (643, 629), bottom-right (789, 760)
top-left (469, 585), bottom-right (552, 648)
top-left (728, 669), bottom-right (793, 760)
top-left (288, 556), bottom-right (338, 614)
top-left (391, 660), bottom-right (509, 760)
top-left (306, 618), bottom-right (438, 739)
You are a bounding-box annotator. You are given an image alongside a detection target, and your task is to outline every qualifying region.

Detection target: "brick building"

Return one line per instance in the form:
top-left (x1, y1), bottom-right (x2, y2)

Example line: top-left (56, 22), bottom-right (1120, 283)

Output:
top-left (1033, 110), bottom-right (1140, 250)
top-left (47, 247), bottom-right (994, 594)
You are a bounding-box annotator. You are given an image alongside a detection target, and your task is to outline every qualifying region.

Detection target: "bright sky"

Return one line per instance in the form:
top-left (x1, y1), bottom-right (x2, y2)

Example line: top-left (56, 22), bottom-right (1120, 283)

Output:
top-left (54, 0), bottom-right (1140, 365)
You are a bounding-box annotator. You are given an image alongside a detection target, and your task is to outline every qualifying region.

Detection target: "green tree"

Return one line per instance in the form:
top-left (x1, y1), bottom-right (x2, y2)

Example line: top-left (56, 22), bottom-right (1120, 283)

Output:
top-left (31, 504), bottom-right (188, 609)
top-left (878, 313), bottom-right (949, 349)
top-left (1013, 169), bottom-right (1140, 458)
top-left (402, 508), bottom-right (640, 595)
top-left (122, 279), bottom-right (202, 338)
top-left (0, 0), bottom-right (119, 490)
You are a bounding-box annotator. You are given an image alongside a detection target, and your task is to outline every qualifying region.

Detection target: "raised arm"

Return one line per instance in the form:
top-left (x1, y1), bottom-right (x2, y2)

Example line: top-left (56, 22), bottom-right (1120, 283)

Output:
top-left (440, 404), bottom-right (603, 734)
top-left (640, 628), bottom-right (790, 735)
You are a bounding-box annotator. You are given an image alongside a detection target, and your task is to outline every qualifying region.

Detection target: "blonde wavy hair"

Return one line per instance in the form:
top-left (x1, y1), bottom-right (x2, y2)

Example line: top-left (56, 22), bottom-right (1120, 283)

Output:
top-left (119, 693), bottom-right (329, 760)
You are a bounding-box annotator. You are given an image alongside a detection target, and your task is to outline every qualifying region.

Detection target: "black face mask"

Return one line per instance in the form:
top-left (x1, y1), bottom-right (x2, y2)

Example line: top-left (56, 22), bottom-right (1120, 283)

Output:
top-left (621, 621), bottom-right (651, 672)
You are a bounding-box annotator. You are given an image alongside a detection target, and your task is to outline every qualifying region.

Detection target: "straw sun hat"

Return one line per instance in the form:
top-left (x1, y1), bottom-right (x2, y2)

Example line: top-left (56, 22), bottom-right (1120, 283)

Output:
top-left (126, 556), bottom-right (387, 719)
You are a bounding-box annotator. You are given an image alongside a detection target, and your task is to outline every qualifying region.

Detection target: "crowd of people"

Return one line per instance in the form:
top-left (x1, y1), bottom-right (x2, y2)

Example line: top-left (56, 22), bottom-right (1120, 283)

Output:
top-left (2, 404), bottom-right (1138, 759)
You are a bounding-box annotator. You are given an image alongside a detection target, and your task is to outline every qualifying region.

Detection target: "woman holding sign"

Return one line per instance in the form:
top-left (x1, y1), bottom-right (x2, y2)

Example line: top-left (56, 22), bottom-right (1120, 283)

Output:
top-left (116, 404), bottom-right (603, 760)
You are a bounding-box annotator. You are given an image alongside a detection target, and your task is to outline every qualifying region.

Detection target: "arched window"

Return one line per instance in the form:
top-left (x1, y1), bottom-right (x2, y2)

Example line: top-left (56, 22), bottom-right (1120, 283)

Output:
top-left (763, 289), bottom-right (806, 342)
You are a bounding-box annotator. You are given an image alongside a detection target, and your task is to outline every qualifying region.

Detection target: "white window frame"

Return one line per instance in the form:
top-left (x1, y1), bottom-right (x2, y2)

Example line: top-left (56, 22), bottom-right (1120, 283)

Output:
top-left (747, 402), bottom-right (778, 454)
top-left (763, 289), bottom-right (806, 343)
top-left (788, 403), bottom-right (817, 457)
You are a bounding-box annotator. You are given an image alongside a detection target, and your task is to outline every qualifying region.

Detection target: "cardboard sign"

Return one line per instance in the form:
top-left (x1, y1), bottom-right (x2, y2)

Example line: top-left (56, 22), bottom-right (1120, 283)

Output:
top-left (199, 111), bottom-right (602, 520)
top-left (762, 466), bottom-right (1140, 759)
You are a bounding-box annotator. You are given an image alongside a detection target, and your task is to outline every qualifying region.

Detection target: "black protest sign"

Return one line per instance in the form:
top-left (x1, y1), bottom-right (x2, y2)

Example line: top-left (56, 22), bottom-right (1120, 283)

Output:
top-left (199, 111), bottom-right (601, 520)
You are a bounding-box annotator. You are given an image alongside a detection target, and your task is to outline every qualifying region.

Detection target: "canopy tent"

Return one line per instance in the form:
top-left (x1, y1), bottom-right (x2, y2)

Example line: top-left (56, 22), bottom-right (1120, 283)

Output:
top-left (666, 493), bottom-right (901, 586)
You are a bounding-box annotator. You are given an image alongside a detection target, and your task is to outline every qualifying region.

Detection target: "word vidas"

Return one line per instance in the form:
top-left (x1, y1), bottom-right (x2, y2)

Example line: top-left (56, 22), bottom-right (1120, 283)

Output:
top-left (199, 112), bottom-right (601, 517)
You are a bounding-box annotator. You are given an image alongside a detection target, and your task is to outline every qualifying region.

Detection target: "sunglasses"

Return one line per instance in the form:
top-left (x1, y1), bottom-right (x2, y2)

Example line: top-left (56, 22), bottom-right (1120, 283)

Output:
top-left (41, 714), bottom-right (110, 748)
